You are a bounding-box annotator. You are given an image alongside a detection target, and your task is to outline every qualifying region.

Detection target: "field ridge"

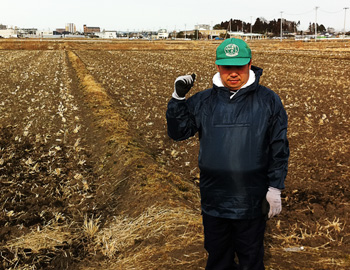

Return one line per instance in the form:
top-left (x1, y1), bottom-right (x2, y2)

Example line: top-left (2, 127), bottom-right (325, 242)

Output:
top-left (66, 50), bottom-right (205, 269)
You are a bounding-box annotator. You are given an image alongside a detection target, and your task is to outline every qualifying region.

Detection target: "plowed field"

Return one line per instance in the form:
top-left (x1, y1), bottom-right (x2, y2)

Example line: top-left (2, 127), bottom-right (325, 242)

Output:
top-left (0, 39), bottom-right (350, 269)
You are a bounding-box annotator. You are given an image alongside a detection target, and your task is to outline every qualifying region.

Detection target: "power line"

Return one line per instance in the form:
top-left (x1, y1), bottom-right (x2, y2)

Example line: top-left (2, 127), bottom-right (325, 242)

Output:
top-left (319, 8), bottom-right (343, 14)
top-left (284, 9), bottom-right (314, 16)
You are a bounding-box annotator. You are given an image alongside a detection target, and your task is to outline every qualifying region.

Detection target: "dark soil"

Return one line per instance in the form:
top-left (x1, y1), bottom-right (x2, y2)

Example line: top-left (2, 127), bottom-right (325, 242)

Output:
top-left (1, 40), bottom-right (350, 269)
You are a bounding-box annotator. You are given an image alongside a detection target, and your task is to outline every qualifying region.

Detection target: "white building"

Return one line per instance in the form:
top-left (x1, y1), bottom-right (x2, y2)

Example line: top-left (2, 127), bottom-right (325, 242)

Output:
top-left (195, 24), bottom-right (210, 30)
top-left (0, 29), bottom-right (18, 38)
top-left (18, 28), bottom-right (38, 37)
top-left (95, 31), bottom-right (117, 39)
top-left (157, 29), bottom-right (168, 39)
top-left (65, 23), bottom-right (76, 33)
top-left (227, 31), bottom-right (263, 39)
top-left (37, 30), bottom-right (57, 38)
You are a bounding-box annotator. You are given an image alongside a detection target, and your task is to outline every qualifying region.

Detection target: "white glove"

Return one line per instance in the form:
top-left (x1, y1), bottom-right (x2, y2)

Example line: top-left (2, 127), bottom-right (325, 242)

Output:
top-left (266, 187), bottom-right (282, 218)
top-left (172, 74), bottom-right (196, 99)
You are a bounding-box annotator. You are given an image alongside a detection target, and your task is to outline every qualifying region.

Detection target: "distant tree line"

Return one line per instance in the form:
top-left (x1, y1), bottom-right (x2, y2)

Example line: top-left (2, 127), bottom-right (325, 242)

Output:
top-left (214, 18), bottom-right (326, 36)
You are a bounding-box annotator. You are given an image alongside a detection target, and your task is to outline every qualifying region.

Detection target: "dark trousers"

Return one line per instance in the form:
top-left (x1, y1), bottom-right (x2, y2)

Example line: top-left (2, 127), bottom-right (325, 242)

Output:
top-left (202, 213), bottom-right (266, 270)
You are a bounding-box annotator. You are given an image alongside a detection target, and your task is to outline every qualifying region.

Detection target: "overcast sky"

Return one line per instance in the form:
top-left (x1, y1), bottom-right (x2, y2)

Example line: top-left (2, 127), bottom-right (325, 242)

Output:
top-left (2, 0), bottom-right (350, 32)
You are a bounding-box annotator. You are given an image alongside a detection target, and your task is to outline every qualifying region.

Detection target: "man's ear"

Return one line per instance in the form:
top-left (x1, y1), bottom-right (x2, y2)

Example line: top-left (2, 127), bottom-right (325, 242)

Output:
top-left (216, 65), bottom-right (220, 72)
top-left (248, 61), bottom-right (252, 69)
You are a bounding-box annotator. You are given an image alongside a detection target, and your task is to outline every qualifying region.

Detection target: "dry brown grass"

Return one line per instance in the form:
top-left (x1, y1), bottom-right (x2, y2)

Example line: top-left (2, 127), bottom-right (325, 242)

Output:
top-left (1, 39), bottom-right (349, 269)
top-left (248, 39), bottom-right (350, 52)
top-left (67, 50), bottom-right (130, 146)
top-left (5, 225), bottom-right (72, 254)
top-left (0, 39), bottom-right (202, 51)
top-left (65, 50), bottom-right (205, 269)
top-left (1, 38), bottom-right (350, 52)
top-left (93, 205), bottom-right (204, 269)
top-left (271, 217), bottom-right (346, 249)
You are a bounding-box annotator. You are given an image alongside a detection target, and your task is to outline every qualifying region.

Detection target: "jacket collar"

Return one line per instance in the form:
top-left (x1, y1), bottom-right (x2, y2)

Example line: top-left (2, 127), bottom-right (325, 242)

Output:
top-left (213, 69), bottom-right (256, 89)
top-left (212, 65), bottom-right (263, 98)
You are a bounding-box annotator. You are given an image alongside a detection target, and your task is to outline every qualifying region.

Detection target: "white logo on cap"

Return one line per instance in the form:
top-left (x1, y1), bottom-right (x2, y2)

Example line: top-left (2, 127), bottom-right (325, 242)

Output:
top-left (224, 44), bottom-right (239, 57)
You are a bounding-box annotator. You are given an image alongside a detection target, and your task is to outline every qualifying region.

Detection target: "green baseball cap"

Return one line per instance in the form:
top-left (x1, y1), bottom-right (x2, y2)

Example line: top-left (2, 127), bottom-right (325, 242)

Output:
top-left (215, 38), bottom-right (251, 66)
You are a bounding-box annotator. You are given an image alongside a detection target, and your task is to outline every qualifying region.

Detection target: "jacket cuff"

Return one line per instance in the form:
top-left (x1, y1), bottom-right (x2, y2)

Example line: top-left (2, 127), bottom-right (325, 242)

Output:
top-left (268, 186), bottom-right (282, 194)
top-left (172, 91), bottom-right (186, 100)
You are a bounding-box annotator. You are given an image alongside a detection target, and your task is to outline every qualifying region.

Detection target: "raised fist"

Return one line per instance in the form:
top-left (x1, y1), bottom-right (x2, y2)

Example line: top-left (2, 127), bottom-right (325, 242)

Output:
top-left (174, 73), bottom-right (196, 98)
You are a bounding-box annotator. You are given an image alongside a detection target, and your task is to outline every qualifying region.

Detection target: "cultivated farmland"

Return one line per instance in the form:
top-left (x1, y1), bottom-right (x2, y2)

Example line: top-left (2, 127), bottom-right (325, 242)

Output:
top-left (0, 39), bottom-right (350, 269)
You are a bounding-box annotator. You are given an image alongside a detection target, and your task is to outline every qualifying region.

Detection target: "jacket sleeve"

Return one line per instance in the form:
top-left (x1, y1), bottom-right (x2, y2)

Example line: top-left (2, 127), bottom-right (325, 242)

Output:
top-left (166, 97), bottom-right (199, 141)
top-left (267, 98), bottom-right (290, 190)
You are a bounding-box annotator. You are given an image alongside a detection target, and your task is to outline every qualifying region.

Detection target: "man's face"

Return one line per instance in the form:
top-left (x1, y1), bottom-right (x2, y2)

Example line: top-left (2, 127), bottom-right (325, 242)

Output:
top-left (216, 62), bottom-right (251, 91)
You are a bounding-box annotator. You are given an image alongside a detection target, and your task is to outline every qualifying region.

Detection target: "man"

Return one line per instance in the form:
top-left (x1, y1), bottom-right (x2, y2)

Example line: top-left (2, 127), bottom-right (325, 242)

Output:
top-left (166, 38), bottom-right (289, 269)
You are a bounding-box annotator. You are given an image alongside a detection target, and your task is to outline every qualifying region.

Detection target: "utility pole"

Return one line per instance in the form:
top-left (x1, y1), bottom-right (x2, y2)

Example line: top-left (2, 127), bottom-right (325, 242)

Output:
top-left (250, 16), bottom-right (253, 39)
top-left (315, 6), bottom-right (319, 42)
top-left (344, 7), bottom-right (349, 37)
top-left (211, 21), bottom-right (213, 40)
top-left (280, 11), bottom-right (283, 42)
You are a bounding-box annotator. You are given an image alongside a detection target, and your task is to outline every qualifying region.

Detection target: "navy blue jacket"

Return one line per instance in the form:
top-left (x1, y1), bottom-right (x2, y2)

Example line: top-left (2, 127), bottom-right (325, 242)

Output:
top-left (166, 66), bottom-right (289, 219)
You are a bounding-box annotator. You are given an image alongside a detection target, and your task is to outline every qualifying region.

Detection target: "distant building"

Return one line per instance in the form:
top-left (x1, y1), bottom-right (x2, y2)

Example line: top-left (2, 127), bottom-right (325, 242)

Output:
top-left (95, 30), bottom-right (117, 39)
top-left (0, 28), bottom-right (18, 38)
top-left (38, 30), bottom-right (56, 38)
top-left (65, 23), bottom-right (76, 33)
top-left (83, 25), bottom-right (100, 34)
top-left (327, 27), bottom-right (335, 34)
top-left (200, 29), bottom-right (226, 39)
top-left (18, 28), bottom-right (38, 37)
top-left (0, 24), bottom-right (6, 30)
top-left (195, 24), bottom-right (210, 30)
top-left (157, 29), bottom-right (168, 39)
top-left (56, 28), bottom-right (65, 34)
top-left (227, 31), bottom-right (263, 39)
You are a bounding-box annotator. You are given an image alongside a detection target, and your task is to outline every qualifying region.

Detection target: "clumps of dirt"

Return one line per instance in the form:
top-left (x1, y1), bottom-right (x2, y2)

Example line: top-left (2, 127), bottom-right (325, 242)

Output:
top-left (1, 41), bottom-right (350, 269)
top-left (0, 124), bottom-right (100, 269)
